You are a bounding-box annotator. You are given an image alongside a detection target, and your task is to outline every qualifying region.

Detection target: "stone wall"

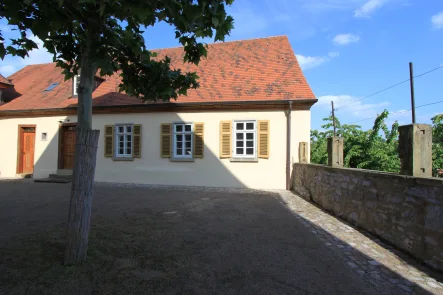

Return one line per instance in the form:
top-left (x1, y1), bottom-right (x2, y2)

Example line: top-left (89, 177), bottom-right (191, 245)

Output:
top-left (292, 163), bottom-right (443, 271)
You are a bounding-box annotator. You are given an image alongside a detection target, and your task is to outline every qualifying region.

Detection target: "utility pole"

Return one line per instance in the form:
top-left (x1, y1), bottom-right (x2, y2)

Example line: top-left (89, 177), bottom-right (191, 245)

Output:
top-left (409, 62), bottom-right (416, 124)
top-left (331, 101), bottom-right (337, 136)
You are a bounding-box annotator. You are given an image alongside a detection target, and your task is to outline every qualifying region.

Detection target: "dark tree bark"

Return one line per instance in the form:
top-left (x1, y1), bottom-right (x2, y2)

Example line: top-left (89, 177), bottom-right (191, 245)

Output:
top-left (64, 26), bottom-right (101, 264)
top-left (64, 128), bottom-right (100, 265)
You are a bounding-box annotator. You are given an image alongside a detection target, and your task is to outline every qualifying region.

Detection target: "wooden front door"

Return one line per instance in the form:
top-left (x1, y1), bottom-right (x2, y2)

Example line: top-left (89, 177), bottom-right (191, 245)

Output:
top-left (62, 126), bottom-right (76, 169)
top-left (19, 127), bottom-right (36, 174)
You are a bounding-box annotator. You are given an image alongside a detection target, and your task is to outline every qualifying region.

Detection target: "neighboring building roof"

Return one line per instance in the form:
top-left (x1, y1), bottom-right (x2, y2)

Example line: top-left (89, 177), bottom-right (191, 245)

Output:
top-left (0, 74), bottom-right (13, 88)
top-left (0, 36), bottom-right (316, 112)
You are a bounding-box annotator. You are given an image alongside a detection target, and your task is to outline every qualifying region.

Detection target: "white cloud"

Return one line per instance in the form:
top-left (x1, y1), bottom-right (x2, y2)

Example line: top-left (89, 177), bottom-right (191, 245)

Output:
top-left (431, 12), bottom-right (443, 29)
top-left (0, 65), bottom-right (16, 77)
top-left (0, 34), bottom-right (53, 76)
top-left (20, 34), bottom-right (53, 66)
top-left (333, 34), bottom-right (360, 45)
top-left (296, 55), bottom-right (328, 70)
top-left (296, 51), bottom-right (340, 70)
top-left (354, 0), bottom-right (388, 18)
top-left (316, 95), bottom-right (390, 118)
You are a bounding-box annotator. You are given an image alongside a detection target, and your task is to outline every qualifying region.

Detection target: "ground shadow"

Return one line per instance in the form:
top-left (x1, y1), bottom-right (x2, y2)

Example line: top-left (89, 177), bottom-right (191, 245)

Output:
top-left (0, 180), bottom-right (442, 294)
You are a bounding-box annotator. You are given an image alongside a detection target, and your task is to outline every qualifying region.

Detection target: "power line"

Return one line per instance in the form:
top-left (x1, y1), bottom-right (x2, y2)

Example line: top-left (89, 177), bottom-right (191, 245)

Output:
top-left (335, 65), bottom-right (443, 112)
top-left (345, 100), bottom-right (443, 125)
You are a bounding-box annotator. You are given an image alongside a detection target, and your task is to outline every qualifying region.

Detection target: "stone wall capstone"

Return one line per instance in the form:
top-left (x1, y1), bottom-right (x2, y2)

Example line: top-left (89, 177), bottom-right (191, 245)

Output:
top-left (292, 163), bottom-right (443, 271)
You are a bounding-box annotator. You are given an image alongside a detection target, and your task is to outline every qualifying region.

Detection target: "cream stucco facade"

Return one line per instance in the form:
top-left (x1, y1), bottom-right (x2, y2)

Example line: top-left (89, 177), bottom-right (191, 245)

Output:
top-left (0, 109), bottom-right (310, 189)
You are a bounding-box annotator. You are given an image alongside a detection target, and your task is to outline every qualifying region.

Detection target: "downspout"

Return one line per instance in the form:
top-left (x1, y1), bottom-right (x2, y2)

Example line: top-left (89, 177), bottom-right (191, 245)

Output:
top-left (286, 101), bottom-right (293, 190)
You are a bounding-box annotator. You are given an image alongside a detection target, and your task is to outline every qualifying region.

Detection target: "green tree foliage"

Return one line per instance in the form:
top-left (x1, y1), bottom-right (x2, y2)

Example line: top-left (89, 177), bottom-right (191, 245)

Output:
top-left (432, 114), bottom-right (443, 177)
top-left (312, 111), bottom-right (443, 177)
top-left (311, 110), bottom-right (400, 173)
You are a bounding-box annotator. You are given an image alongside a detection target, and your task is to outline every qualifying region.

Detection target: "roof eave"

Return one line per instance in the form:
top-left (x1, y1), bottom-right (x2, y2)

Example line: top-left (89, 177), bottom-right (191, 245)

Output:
top-left (0, 98), bottom-right (318, 118)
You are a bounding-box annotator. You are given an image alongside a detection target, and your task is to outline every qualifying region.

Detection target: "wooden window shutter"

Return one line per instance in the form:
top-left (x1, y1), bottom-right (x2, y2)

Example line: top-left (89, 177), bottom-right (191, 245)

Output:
top-left (133, 124), bottom-right (142, 158)
top-left (258, 120), bottom-right (270, 159)
top-left (160, 123), bottom-right (172, 158)
top-left (219, 121), bottom-right (232, 158)
top-left (194, 123), bottom-right (204, 158)
top-left (104, 125), bottom-right (114, 158)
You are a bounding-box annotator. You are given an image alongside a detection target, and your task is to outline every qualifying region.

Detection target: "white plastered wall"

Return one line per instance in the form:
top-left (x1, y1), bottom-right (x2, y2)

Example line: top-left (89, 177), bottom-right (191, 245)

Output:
top-left (0, 109), bottom-right (311, 189)
top-left (0, 116), bottom-right (69, 178)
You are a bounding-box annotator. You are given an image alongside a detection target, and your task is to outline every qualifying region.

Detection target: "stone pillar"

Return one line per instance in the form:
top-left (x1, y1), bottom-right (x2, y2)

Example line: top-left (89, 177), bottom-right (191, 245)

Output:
top-left (327, 137), bottom-right (343, 167)
top-left (398, 124), bottom-right (432, 177)
top-left (299, 142), bottom-right (308, 163)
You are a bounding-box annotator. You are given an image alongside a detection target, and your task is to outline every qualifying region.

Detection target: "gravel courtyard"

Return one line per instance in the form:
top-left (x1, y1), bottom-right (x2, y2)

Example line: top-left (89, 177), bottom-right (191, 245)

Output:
top-left (0, 180), bottom-right (435, 294)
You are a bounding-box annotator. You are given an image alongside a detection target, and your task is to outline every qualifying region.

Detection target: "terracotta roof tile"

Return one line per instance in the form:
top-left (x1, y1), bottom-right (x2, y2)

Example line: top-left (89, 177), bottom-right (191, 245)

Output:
top-left (0, 36), bottom-right (315, 111)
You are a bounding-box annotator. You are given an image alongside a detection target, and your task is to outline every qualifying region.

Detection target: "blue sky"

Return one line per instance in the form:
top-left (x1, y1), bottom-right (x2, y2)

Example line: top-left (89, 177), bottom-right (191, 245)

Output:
top-left (1, 0), bottom-right (442, 130)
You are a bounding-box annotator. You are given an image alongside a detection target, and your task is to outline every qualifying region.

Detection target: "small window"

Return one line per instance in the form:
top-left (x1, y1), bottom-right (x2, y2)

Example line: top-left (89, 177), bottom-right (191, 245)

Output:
top-left (173, 123), bottom-right (193, 158)
top-left (73, 75), bottom-right (103, 96)
top-left (41, 132), bottom-right (47, 141)
top-left (233, 120), bottom-right (256, 158)
top-left (115, 124), bottom-right (133, 157)
top-left (43, 82), bottom-right (60, 92)
top-left (73, 75), bottom-right (80, 96)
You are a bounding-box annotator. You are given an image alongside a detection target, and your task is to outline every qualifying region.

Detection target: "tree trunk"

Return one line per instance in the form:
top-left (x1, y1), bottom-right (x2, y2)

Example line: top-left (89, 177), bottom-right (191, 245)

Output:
top-left (64, 26), bottom-right (100, 265)
top-left (64, 128), bottom-right (100, 265)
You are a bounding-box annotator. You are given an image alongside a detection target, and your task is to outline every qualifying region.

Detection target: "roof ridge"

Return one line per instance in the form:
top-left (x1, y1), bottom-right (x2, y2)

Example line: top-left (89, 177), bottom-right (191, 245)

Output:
top-left (7, 63), bottom-right (56, 79)
top-left (151, 35), bottom-right (288, 51)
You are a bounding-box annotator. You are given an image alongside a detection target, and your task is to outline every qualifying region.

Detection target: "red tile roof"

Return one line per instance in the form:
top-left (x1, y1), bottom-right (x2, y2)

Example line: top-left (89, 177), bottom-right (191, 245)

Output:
top-left (0, 36), bottom-right (315, 111)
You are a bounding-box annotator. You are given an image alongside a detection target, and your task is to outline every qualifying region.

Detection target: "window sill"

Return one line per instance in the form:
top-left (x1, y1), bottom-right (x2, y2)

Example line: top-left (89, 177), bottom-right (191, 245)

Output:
top-left (229, 158), bottom-right (259, 163)
top-left (170, 157), bottom-right (195, 162)
top-left (112, 157), bottom-right (134, 161)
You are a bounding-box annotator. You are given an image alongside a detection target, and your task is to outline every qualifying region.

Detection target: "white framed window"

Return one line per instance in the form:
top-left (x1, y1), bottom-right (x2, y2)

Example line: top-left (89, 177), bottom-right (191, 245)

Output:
top-left (73, 75), bottom-right (80, 96)
top-left (115, 124), bottom-right (133, 157)
top-left (173, 123), bottom-right (193, 158)
top-left (233, 120), bottom-right (256, 158)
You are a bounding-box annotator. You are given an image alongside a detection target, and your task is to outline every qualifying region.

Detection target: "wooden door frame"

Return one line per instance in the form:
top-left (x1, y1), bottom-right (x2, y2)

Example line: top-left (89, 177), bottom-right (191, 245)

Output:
top-left (58, 123), bottom-right (77, 169)
top-left (16, 124), bottom-right (36, 174)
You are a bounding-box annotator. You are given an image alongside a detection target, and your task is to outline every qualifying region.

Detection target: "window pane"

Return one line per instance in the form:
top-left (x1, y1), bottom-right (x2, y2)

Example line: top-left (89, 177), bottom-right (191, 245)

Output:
top-left (126, 126), bottom-right (132, 133)
top-left (185, 148), bottom-right (192, 155)
top-left (236, 123), bottom-right (244, 130)
top-left (176, 148), bottom-right (183, 155)
top-left (246, 122), bottom-right (254, 130)
top-left (127, 142), bottom-right (132, 149)
top-left (246, 133), bottom-right (254, 140)
top-left (185, 142), bottom-right (191, 148)
top-left (118, 126), bottom-right (124, 133)
top-left (185, 125), bottom-right (192, 132)
top-left (175, 125), bottom-right (183, 132)
top-left (126, 148), bottom-right (131, 155)
top-left (236, 133), bottom-right (243, 140)
top-left (185, 134), bottom-right (191, 141)
top-left (246, 141), bottom-right (253, 147)
top-left (236, 141), bottom-right (244, 147)
top-left (236, 148), bottom-right (243, 155)
top-left (119, 147), bottom-right (124, 155)
top-left (176, 134), bottom-right (183, 142)
top-left (246, 148), bottom-right (254, 155)
top-left (126, 135), bottom-right (131, 142)
top-left (119, 141), bottom-right (124, 148)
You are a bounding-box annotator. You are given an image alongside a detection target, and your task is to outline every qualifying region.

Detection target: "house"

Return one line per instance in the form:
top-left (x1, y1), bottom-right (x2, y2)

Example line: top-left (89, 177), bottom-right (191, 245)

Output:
top-left (0, 36), bottom-right (317, 189)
